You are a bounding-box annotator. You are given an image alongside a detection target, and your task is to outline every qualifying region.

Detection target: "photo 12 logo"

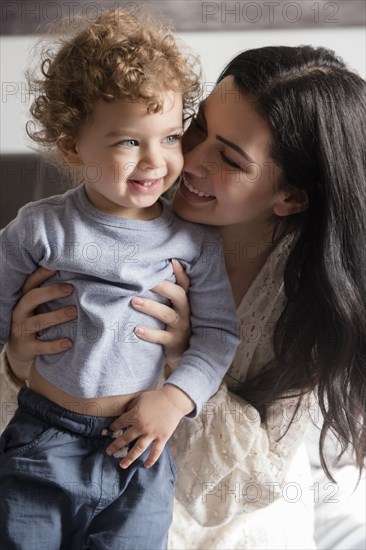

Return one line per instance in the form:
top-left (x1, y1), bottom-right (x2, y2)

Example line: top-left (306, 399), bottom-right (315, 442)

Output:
top-left (201, 1), bottom-right (340, 25)
top-left (1, 2), bottom-right (140, 25)
top-left (202, 480), bottom-right (340, 504)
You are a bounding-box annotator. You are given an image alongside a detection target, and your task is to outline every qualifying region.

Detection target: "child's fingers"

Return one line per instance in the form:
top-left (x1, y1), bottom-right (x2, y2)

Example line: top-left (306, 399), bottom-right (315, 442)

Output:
top-left (119, 435), bottom-right (153, 469)
top-left (108, 406), bottom-right (138, 433)
top-left (143, 440), bottom-right (165, 468)
top-left (105, 429), bottom-right (164, 469)
top-left (105, 423), bottom-right (140, 456)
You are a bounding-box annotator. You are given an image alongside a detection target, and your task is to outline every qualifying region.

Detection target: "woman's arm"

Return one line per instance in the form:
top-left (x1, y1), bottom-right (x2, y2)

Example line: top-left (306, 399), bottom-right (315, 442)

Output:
top-left (5, 267), bottom-right (76, 382)
top-left (1, 267), bottom-right (76, 433)
top-left (131, 259), bottom-right (191, 369)
top-left (5, 260), bottom-right (191, 381)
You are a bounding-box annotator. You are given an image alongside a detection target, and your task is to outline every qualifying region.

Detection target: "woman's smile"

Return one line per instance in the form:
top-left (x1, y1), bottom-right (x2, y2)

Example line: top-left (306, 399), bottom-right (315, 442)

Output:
top-left (178, 175), bottom-right (216, 203)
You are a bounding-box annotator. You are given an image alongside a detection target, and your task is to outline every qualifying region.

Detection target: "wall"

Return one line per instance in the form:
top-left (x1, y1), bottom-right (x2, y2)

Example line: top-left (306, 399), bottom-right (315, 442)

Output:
top-left (1, 26), bottom-right (365, 154)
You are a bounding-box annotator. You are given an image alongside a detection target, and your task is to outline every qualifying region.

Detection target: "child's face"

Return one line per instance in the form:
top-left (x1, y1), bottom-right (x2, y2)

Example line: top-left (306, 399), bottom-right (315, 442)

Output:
top-left (70, 91), bottom-right (184, 219)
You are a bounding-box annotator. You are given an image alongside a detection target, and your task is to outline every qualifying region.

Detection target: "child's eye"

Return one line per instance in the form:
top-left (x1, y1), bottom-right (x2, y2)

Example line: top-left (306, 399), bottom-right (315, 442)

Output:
top-left (118, 139), bottom-right (138, 148)
top-left (163, 134), bottom-right (182, 144)
top-left (220, 151), bottom-right (241, 170)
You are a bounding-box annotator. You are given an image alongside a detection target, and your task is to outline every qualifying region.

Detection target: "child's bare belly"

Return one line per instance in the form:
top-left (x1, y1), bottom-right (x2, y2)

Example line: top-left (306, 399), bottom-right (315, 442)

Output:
top-left (28, 365), bottom-right (146, 417)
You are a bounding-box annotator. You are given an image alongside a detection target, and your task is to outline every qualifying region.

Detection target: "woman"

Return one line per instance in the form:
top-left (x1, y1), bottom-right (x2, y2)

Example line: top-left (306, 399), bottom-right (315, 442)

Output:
top-left (2, 45), bottom-right (366, 549)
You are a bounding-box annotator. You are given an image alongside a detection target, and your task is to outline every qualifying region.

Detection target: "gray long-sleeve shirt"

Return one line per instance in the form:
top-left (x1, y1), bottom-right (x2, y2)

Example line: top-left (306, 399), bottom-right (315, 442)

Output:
top-left (0, 185), bottom-right (239, 413)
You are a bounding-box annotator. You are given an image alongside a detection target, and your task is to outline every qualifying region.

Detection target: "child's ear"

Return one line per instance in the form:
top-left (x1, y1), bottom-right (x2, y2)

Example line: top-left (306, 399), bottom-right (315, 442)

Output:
top-left (273, 188), bottom-right (308, 217)
top-left (58, 137), bottom-right (81, 165)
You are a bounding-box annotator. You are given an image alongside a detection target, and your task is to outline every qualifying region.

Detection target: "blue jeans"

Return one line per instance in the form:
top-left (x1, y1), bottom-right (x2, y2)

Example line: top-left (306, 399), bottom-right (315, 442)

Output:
top-left (0, 387), bottom-right (177, 550)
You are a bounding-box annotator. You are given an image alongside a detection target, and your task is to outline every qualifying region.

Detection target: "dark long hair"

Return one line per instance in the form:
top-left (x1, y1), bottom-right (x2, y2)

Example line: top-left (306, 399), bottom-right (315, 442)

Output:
top-left (218, 46), bottom-right (366, 477)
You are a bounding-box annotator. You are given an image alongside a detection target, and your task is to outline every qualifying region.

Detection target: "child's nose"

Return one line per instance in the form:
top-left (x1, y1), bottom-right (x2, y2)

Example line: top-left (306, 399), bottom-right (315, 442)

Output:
top-left (139, 146), bottom-right (165, 170)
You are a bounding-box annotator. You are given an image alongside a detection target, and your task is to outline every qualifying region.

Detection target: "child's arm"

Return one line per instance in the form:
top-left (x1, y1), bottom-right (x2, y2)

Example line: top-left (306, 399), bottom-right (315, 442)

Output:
top-left (162, 231), bottom-right (240, 415)
top-left (105, 385), bottom-right (195, 468)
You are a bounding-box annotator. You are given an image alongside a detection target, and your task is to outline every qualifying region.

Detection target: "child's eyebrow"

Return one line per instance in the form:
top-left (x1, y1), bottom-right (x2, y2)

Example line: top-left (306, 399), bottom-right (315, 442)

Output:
top-left (104, 130), bottom-right (133, 138)
top-left (105, 126), bottom-right (183, 139)
top-left (163, 126), bottom-right (184, 134)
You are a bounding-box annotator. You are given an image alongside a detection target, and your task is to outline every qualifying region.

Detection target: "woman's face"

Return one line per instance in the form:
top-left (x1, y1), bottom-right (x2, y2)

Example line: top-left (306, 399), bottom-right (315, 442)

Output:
top-left (173, 76), bottom-right (285, 228)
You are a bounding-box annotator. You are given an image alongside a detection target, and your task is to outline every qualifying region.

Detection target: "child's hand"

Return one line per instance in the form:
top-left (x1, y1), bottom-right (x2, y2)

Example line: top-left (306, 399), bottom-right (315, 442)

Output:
top-left (106, 385), bottom-right (194, 469)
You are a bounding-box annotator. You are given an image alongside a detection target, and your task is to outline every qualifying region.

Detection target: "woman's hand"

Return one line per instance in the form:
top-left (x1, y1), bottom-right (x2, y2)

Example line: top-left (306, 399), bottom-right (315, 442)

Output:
top-left (7, 267), bottom-right (77, 381)
top-left (131, 259), bottom-right (191, 368)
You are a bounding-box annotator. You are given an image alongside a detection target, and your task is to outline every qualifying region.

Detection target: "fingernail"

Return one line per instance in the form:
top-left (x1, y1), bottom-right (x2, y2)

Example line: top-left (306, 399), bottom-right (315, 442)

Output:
top-left (113, 448), bottom-right (128, 459)
top-left (132, 297), bottom-right (144, 306)
top-left (66, 306), bottom-right (77, 318)
top-left (60, 284), bottom-right (73, 294)
top-left (111, 429), bottom-right (124, 438)
top-left (134, 326), bottom-right (144, 335)
top-left (60, 339), bottom-right (72, 349)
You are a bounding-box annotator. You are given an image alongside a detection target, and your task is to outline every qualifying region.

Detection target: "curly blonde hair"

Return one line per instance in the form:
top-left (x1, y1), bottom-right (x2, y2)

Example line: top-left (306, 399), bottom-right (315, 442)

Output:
top-left (26, 7), bottom-right (201, 148)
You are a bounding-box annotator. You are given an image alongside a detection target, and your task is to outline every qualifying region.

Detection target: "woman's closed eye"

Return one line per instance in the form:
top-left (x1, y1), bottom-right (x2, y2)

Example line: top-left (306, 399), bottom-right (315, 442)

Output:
top-left (220, 151), bottom-right (242, 170)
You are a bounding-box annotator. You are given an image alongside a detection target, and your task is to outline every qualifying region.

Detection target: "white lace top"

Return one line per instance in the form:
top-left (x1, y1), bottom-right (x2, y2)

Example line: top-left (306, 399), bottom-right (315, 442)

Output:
top-left (168, 237), bottom-right (316, 548)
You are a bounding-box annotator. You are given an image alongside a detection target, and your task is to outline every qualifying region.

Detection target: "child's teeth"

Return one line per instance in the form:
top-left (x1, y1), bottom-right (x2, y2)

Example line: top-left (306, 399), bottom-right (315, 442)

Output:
top-left (132, 180), bottom-right (157, 187)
